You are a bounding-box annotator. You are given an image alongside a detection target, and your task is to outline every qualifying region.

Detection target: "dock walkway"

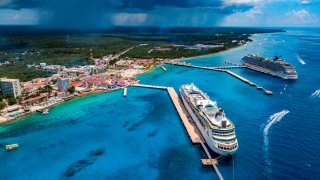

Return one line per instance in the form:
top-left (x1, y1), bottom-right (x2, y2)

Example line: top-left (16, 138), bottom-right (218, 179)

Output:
top-left (167, 87), bottom-right (202, 144)
top-left (165, 62), bottom-right (272, 95)
top-left (199, 139), bottom-right (224, 180)
top-left (123, 88), bottom-right (127, 97)
top-left (160, 66), bottom-right (167, 71)
top-left (133, 84), bottom-right (224, 179)
top-left (132, 83), bottom-right (168, 90)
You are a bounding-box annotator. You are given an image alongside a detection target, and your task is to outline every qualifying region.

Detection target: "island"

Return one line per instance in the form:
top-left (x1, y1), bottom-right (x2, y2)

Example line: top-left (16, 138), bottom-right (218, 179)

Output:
top-left (0, 26), bottom-right (284, 123)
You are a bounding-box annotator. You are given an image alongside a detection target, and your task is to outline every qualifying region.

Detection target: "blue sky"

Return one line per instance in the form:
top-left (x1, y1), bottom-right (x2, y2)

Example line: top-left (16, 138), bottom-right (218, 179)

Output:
top-left (0, 0), bottom-right (319, 28)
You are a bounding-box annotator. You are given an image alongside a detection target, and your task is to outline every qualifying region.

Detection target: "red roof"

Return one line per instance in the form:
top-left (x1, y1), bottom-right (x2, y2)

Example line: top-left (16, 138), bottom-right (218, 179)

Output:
top-left (20, 95), bottom-right (46, 104)
top-left (70, 81), bottom-right (83, 87)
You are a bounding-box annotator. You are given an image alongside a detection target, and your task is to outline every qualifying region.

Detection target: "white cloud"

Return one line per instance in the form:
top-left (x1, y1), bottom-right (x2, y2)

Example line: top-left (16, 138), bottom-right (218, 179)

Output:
top-left (246, 6), bottom-right (263, 17)
top-left (286, 9), bottom-right (310, 20)
top-left (223, 0), bottom-right (281, 5)
top-left (300, 0), bottom-right (312, 4)
top-left (284, 9), bottom-right (319, 26)
top-left (220, 6), bottom-right (264, 26)
top-left (0, 8), bottom-right (39, 25)
top-left (112, 13), bottom-right (147, 26)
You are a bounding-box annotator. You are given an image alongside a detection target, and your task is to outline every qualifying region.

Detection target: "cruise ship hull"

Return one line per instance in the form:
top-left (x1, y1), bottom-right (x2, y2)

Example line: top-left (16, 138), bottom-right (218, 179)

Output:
top-left (243, 62), bottom-right (298, 80)
top-left (180, 89), bottom-right (237, 156)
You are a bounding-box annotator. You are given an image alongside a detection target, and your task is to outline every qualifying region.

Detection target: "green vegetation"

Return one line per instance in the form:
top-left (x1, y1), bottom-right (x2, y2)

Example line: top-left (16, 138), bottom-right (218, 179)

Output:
top-left (0, 102), bottom-right (6, 110)
top-left (0, 94), bottom-right (10, 101)
top-left (7, 97), bottom-right (17, 105)
top-left (67, 86), bottom-right (76, 94)
top-left (37, 85), bottom-right (53, 94)
top-left (0, 65), bottom-right (46, 82)
top-left (0, 27), bottom-right (284, 81)
top-left (0, 94), bottom-right (17, 108)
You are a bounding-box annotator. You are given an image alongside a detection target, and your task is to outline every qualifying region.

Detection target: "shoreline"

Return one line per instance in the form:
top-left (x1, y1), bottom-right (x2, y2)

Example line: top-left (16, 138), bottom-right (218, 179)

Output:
top-left (171, 34), bottom-right (260, 62)
top-left (0, 87), bottom-right (126, 125)
top-left (173, 46), bottom-right (242, 62)
top-left (0, 36), bottom-right (255, 126)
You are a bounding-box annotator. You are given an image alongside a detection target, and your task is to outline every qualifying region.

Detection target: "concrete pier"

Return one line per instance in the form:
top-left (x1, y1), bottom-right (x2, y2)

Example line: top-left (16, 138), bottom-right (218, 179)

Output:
top-left (223, 70), bottom-right (256, 86)
top-left (165, 62), bottom-right (273, 95)
top-left (132, 84), bottom-right (202, 143)
top-left (199, 139), bottom-right (224, 180)
top-left (167, 87), bottom-right (202, 144)
top-left (123, 88), bottom-right (127, 97)
top-left (161, 66), bottom-right (167, 71)
top-left (133, 84), bottom-right (224, 179)
top-left (132, 83), bottom-right (168, 90)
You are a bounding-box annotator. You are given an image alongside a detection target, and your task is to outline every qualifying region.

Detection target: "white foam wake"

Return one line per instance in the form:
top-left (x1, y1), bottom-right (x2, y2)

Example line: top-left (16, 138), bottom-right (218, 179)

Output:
top-left (264, 110), bottom-right (290, 147)
top-left (263, 110), bottom-right (289, 174)
top-left (296, 53), bottom-right (306, 65)
top-left (311, 89), bottom-right (320, 98)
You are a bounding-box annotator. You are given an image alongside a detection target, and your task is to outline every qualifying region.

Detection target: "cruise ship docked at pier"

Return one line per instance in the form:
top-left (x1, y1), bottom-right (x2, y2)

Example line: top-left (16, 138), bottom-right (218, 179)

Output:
top-left (242, 54), bottom-right (298, 79)
top-left (180, 84), bottom-right (238, 156)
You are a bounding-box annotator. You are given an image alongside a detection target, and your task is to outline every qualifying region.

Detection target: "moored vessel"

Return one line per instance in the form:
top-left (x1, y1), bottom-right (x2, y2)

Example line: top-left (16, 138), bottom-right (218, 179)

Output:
top-left (5, 144), bottom-right (19, 150)
top-left (180, 84), bottom-right (238, 155)
top-left (242, 54), bottom-right (298, 79)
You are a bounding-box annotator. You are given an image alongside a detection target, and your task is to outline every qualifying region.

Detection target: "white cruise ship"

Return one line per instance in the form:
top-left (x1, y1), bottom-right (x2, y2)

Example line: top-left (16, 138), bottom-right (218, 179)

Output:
top-left (180, 84), bottom-right (238, 155)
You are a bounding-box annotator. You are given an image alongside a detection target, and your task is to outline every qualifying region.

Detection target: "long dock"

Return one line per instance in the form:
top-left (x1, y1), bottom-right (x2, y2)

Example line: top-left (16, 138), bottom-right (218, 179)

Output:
top-left (132, 83), bottom-right (168, 90)
top-left (133, 84), bottom-right (224, 179)
top-left (123, 88), bottom-right (127, 97)
top-left (199, 139), bottom-right (224, 180)
top-left (165, 62), bottom-right (272, 95)
top-left (223, 70), bottom-right (256, 86)
top-left (167, 87), bottom-right (202, 144)
top-left (160, 66), bottom-right (167, 71)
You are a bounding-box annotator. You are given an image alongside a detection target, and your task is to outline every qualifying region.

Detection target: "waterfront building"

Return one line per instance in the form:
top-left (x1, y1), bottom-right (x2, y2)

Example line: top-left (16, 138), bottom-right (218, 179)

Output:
top-left (39, 63), bottom-right (46, 67)
top-left (0, 78), bottom-right (21, 98)
top-left (57, 78), bottom-right (70, 92)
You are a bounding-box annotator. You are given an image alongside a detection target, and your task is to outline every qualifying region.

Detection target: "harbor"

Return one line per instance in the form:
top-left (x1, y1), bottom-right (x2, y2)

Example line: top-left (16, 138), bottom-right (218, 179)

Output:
top-left (165, 62), bottom-right (273, 95)
top-left (0, 27), bottom-right (318, 180)
top-left (133, 84), bottom-right (224, 180)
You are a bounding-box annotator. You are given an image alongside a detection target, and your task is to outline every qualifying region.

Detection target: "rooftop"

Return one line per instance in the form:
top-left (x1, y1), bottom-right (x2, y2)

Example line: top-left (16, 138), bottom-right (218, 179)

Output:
top-left (0, 78), bottom-right (19, 83)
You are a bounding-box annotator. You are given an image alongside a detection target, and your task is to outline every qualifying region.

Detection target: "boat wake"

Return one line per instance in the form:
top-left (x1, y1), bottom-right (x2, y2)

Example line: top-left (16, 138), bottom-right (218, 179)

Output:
top-left (311, 89), bottom-right (320, 99)
top-left (263, 110), bottom-right (290, 174)
top-left (264, 110), bottom-right (289, 147)
top-left (295, 53), bottom-right (306, 65)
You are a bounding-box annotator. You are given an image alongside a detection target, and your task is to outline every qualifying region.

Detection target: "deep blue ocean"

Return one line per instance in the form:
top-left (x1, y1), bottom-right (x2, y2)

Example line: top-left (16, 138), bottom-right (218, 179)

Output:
top-left (1, 28), bottom-right (319, 179)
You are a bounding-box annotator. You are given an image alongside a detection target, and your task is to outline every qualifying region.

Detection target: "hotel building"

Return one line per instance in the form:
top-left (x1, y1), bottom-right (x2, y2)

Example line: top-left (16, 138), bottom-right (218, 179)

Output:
top-left (0, 78), bottom-right (22, 98)
top-left (57, 78), bottom-right (70, 92)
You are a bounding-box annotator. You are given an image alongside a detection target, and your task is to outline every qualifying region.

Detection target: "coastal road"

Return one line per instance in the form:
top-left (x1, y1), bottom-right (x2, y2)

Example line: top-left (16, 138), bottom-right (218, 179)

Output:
top-left (110, 44), bottom-right (148, 60)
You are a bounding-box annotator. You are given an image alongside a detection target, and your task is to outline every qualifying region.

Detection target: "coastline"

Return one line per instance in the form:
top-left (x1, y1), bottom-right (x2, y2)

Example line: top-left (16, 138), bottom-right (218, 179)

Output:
top-left (0, 88), bottom-right (128, 125)
top-left (0, 37), bottom-right (253, 126)
top-left (172, 41), bottom-right (251, 62)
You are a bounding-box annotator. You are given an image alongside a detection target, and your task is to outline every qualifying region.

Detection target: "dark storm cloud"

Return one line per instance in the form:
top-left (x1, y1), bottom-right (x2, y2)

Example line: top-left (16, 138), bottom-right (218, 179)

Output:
top-left (119, 0), bottom-right (223, 9)
top-left (1, 0), bottom-right (222, 9)
top-left (0, 0), bottom-right (253, 28)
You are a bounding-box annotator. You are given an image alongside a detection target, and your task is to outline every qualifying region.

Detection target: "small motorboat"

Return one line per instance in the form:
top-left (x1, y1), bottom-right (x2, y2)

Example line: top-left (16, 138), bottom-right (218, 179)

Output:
top-left (42, 109), bottom-right (49, 115)
top-left (5, 144), bottom-right (19, 150)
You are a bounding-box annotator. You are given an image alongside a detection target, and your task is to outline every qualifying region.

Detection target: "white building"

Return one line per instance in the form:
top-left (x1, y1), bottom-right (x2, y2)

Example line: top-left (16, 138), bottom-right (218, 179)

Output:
top-left (0, 78), bottom-right (21, 98)
top-left (39, 63), bottom-right (47, 67)
top-left (57, 78), bottom-right (70, 92)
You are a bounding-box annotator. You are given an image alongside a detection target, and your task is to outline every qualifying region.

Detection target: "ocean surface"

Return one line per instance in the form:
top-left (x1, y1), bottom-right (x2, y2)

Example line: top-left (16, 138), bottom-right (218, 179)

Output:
top-left (1, 28), bottom-right (320, 179)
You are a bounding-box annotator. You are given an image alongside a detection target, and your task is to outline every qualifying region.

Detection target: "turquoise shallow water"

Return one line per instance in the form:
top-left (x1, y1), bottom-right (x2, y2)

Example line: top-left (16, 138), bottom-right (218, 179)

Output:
top-left (1, 28), bottom-right (320, 179)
